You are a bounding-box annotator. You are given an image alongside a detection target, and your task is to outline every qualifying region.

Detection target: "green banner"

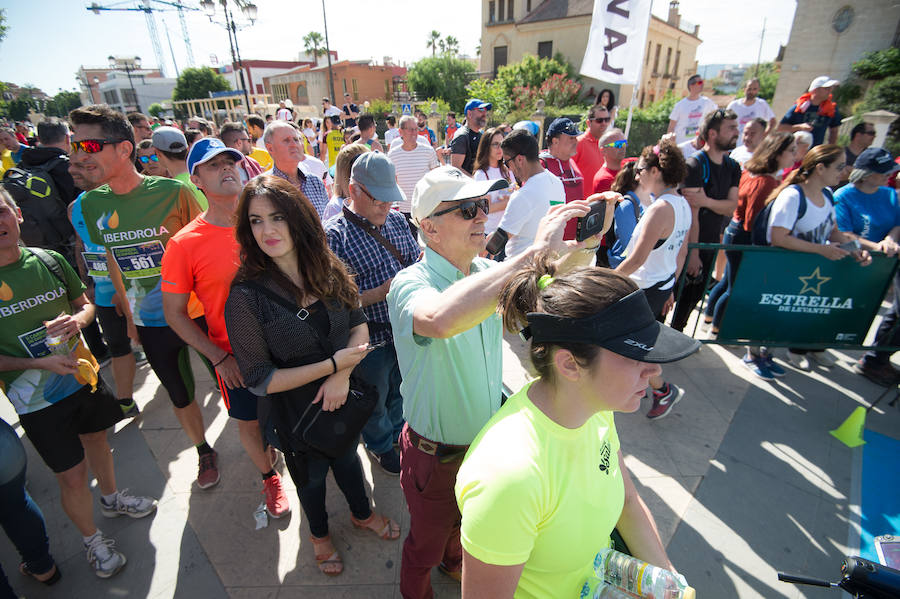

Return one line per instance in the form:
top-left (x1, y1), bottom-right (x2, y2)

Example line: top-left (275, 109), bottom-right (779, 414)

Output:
top-left (717, 249), bottom-right (898, 345)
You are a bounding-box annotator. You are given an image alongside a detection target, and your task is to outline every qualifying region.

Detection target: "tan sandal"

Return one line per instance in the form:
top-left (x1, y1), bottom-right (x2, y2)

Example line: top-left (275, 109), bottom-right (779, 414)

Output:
top-left (310, 534), bottom-right (343, 576)
top-left (351, 512), bottom-right (400, 540)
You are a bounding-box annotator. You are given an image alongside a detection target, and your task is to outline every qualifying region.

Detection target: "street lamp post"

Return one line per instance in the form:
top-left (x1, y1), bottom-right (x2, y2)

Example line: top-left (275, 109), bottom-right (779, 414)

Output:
top-left (200, 0), bottom-right (257, 115)
top-left (108, 55), bottom-right (142, 114)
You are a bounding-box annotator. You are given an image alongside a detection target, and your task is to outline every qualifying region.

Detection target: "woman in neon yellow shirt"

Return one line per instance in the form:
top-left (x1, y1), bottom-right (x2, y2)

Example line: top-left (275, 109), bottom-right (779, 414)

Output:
top-left (455, 265), bottom-right (699, 598)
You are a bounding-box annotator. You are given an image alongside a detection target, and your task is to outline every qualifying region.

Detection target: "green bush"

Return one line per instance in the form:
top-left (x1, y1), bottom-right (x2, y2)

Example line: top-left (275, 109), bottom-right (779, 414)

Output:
top-left (407, 56), bottom-right (475, 112)
top-left (856, 74), bottom-right (900, 155)
top-left (852, 47), bottom-right (900, 80)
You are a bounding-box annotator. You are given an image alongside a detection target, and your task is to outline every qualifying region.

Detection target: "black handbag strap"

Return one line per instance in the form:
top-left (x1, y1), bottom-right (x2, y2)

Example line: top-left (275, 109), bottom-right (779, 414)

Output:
top-left (238, 280), bottom-right (334, 355)
top-left (342, 206), bottom-right (411, 267)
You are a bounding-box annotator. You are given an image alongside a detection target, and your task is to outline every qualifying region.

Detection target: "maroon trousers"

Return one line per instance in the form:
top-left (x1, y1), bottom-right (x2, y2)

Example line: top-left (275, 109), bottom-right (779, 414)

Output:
top-left (399, 424), bottom-right (464, 599)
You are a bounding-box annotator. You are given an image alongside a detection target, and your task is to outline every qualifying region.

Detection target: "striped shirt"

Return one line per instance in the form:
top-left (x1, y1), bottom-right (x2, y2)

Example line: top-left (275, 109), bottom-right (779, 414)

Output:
top-left (265, 163), bottom-right (329, 220)
top-left (387, 142), bottom-right (439, 213)
top-left (324, 208), bottom-right (419, 345)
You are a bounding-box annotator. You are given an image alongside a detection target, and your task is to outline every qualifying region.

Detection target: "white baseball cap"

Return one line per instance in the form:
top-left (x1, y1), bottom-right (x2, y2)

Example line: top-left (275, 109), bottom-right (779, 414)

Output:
top-left (411, 166), bottom-right (507, 227)
top-left (809, 76), bottom-right (839, 91)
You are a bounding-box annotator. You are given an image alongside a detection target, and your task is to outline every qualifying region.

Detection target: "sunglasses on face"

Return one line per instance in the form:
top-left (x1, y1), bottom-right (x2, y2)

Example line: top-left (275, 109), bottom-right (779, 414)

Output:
top-left (71, 138), bottom-right (125, 154)
top-left (593, 117), bottom-right (611, 124)
top-left (138, 154), bottom-right (159, 164)
top-left (602, 139), bottom-right (627, 148)
top-left (431, 198), bottom-right (490, 220)
top-left (692, 79), bottom-right (704, 86)
top-left (502, 154), bottom-right (518, 168)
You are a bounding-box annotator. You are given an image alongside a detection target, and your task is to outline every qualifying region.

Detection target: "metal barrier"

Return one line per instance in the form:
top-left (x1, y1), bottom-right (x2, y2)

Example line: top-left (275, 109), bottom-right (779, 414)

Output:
top-left (673, 243), bottom-right (900, 352)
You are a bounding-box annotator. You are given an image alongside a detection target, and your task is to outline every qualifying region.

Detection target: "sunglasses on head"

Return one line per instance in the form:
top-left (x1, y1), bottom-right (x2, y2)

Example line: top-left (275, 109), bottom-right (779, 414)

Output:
top-left (431, 198), bottom-right (490, 220)
top-left (138, 154), bottom-right (159, 164)
top-left (593, 117), bottom-right (611, 123)
top-left (71, 138), bottom-right (125, 154)
top-left (602, 139), bottom-right (627, 148)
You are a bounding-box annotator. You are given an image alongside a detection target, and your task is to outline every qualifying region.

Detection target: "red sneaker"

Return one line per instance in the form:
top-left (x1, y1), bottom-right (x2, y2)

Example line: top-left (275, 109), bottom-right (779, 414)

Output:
top-left (646, 383), bottom-right (684, 420)
top-left (197, 450), bottom-right (220, 489)
top-left (263, 472), bottom-right (290, 518)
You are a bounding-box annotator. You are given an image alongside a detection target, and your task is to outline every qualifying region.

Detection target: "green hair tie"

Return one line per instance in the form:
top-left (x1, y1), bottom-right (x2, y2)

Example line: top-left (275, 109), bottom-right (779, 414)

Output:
top-left (538, 274), bottom-right (555, 289)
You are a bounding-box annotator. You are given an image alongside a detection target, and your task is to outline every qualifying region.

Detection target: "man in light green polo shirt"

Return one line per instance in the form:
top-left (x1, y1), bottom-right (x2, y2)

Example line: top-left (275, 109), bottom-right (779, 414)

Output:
top-left (387, 165), bottom-right (612, 598)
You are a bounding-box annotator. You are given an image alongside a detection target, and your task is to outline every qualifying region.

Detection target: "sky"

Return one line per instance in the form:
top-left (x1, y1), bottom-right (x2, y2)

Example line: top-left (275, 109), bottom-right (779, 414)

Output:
top-left (1, 0), bottom-right (797, 95)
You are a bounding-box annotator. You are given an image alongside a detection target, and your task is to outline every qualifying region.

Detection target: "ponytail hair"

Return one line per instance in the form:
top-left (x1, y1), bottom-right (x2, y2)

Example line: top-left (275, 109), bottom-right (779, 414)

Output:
top-left (639, 137), bottom-right (686, 187)
top-left (763, 143), bottom-right (843, 207)
top-left (499, 254), bottom-right (638, 381)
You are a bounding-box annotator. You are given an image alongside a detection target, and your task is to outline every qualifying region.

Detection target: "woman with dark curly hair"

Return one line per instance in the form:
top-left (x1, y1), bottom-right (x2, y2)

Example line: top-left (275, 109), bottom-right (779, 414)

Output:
top-left (224, 175), bottom-right (400, 577)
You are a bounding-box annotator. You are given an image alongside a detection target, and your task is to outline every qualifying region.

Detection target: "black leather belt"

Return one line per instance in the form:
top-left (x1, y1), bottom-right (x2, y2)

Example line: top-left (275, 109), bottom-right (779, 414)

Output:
top-left (408, 428), bottom-right (469, 462)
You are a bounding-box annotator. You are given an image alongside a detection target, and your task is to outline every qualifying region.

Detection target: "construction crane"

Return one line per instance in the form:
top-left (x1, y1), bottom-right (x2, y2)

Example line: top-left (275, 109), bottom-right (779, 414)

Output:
top-left (87, 1), bottom-right (199, 77)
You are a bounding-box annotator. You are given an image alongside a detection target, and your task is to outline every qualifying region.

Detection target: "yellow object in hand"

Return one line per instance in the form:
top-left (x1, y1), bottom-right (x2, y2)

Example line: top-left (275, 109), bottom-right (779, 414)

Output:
top-left (75, 358), bottom-right (98, 392)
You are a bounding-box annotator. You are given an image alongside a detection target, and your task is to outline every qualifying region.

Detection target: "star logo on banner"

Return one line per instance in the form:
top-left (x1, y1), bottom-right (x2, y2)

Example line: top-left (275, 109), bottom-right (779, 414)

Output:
top-left (798, 267), bottom-right (831, 295)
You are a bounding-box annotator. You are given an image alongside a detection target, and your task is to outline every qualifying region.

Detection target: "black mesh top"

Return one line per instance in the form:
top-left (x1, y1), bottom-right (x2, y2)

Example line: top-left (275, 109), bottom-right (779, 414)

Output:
top-left (224, 276), bottom-right (367, 396)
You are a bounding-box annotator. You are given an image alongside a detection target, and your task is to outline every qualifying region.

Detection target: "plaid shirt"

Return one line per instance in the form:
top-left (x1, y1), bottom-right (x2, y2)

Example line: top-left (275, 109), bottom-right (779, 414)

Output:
top-left (267, 163), bottom-right (329, 220)
top-left (325, 208), bottom-right (420, 345)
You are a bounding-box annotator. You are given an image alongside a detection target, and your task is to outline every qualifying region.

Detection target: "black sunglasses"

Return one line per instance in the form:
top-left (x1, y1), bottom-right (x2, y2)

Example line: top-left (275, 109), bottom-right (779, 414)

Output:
top-left (431, 198), bottom-right (490, 220)
top-left (502, 154), bottom-right (518, 168)
top-left (593, 117), bottom-right (611, 123)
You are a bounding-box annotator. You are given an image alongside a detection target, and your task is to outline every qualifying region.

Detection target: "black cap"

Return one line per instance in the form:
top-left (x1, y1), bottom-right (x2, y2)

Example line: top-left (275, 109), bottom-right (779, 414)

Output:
top-left (524, 290), bottom-right (700, 363)
top-left (854, 147), bottom-right (900, 174)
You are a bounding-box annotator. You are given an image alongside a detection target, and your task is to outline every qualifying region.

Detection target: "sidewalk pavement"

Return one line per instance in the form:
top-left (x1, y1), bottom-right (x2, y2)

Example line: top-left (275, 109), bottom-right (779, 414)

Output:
top-left (2, 313), bottom-right (899, 598)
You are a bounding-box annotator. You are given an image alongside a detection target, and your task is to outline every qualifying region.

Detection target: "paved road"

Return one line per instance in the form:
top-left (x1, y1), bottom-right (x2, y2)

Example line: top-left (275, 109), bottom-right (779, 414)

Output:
top-left (3, 321), bottom-right (898, 598)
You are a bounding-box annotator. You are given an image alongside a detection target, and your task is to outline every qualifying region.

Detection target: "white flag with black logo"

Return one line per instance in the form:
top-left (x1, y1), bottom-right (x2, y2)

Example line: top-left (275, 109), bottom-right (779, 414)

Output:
top-left (580, 0), bottom-right (653, 84)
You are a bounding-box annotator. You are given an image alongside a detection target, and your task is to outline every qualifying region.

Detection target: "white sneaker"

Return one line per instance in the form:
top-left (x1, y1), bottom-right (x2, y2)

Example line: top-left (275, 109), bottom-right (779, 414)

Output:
top-left (787, 351), bottom-right (810, 371)
top-left (807, 351), bottom-right (836, 368)
top-left (100, 489), bottom-right (158, 519)
top-left (84, 532), bottom-right (127, 578)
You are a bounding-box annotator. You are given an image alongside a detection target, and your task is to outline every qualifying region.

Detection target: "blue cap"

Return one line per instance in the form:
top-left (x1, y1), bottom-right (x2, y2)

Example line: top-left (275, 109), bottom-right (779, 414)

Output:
top-left (513, 120), bottom-right (540, 136)
top-left (187, 137), bottom-right (244, 175)
top-left (854, 147), bottom-right (899, 174)
top-left (546, 118), bottom-right (579, 138)
top-left (350, 152), bottom-right (405, 204)
top-left (464, 98), bottom-right (493, 113)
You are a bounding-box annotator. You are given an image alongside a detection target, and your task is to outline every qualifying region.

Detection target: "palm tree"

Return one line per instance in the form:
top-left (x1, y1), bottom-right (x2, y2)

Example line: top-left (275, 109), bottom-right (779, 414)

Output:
top-left (444, 35), bottom-right (459, 57)
top-left (426, 30), bottom-right (441, 57)
top-left (303, 31), bottom-right (325, 61)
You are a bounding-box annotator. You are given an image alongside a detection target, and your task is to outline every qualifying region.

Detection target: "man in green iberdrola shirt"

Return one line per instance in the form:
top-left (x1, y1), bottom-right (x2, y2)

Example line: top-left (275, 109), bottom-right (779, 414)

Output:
top-left (70, 104), bottom-right (221, 491)
top-left (0, 188), bottom-right (157, 579)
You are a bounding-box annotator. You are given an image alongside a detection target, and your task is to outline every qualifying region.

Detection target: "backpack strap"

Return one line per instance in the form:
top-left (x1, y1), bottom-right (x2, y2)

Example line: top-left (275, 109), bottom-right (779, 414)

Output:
top-left (26, 247), bottom-right (66, 287)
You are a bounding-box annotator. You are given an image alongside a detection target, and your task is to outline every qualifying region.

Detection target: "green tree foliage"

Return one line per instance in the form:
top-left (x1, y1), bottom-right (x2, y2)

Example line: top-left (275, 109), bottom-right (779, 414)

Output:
top-left (856, 75), bottom-right (900, 155)
top-left (3, 96), bottom-right (35, 121)
top-left (303, 32), bottom-right (325, 60)
top-left (736, 62), bottom-right (780, 101)
top-left (852, 48), bottom-right (900, 81)
top-left (0, 9), bottom-right (8, 45)
top-left (148, 103), bottom-right (164, 118)
top-left (44, 91), bottom-right (82, 117)
top-left (443, 35), bottom-right (459, 57)
top-left (172, 67), bottom-right (230, 102)
top-left (426, 31), bottom-right (441, 57)
top-left (494, 54), bottom-right (572, 97)
top-left (407, 56), bottom-right (474, 113)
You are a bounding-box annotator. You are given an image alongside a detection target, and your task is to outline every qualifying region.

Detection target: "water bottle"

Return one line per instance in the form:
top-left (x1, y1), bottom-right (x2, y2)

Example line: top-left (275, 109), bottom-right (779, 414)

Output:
top-left (592, 548), bottom-right (695, 599)
top-left (580, 576), bottom-right (637, 599)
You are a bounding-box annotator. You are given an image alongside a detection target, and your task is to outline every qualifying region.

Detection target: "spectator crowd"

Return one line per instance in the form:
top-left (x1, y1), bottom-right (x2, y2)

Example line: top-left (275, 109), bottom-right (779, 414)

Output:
top-left (0, 70), bottom-right (898, 599)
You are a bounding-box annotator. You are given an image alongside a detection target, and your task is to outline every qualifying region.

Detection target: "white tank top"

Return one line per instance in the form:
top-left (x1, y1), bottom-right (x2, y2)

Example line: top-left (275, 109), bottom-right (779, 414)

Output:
top-left (625, 192), bottom-right (692, 290)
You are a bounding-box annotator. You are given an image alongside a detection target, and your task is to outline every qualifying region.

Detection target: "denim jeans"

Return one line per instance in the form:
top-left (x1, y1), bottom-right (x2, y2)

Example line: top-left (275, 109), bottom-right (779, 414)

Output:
top-left (355, 343), bottom-right (405, 455)
top-left (705, 220), bottom-right (748, 329)
top-left (283, 444), bottom-right (372, 538)
top-left (864, 272), bottom-right (900, 366)
top-left (0, 419), bottom-right (54, 596)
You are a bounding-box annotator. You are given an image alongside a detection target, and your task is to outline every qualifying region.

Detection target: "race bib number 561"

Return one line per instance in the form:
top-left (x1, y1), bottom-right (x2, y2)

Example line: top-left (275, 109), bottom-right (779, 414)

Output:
top-left (111, 240), bottom-right (165, 279)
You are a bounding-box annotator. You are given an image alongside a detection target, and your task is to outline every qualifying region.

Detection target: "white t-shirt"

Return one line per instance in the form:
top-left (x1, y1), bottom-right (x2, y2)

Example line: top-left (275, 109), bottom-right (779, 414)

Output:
top-left (730, 145), bottom-right (753, 166)
top-left (324, 106), bottom-right (342, 118)
top-left (726, 97), bottom-right (776, 136)
top-left (303, 127), bottom-right (318, 148)
top-left (298, 155), bottom-right (333, 188)
top-left (276, 108), bottom-right (293, 121)
top-left (387, 142), bottom-right (439, 213)
top-left (678, 138), bottom-right (703, 160)
top-left (384, 127), bottom-right (400, 147)
top-left (499, 170), bottom-right (562, 257)
top-left (766, 185), bottom-right (835, 245)
top-left (474, 166), bottom-right (513, 234)
top-left (625, 193), bottom-right (692, 290)
top-left (669, 96), bottom-right (718, 144)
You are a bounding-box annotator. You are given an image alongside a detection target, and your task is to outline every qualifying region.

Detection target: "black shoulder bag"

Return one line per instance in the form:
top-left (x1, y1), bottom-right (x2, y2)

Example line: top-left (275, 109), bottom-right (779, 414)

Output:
top-left (239, 280), bottom-right (376, 458)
